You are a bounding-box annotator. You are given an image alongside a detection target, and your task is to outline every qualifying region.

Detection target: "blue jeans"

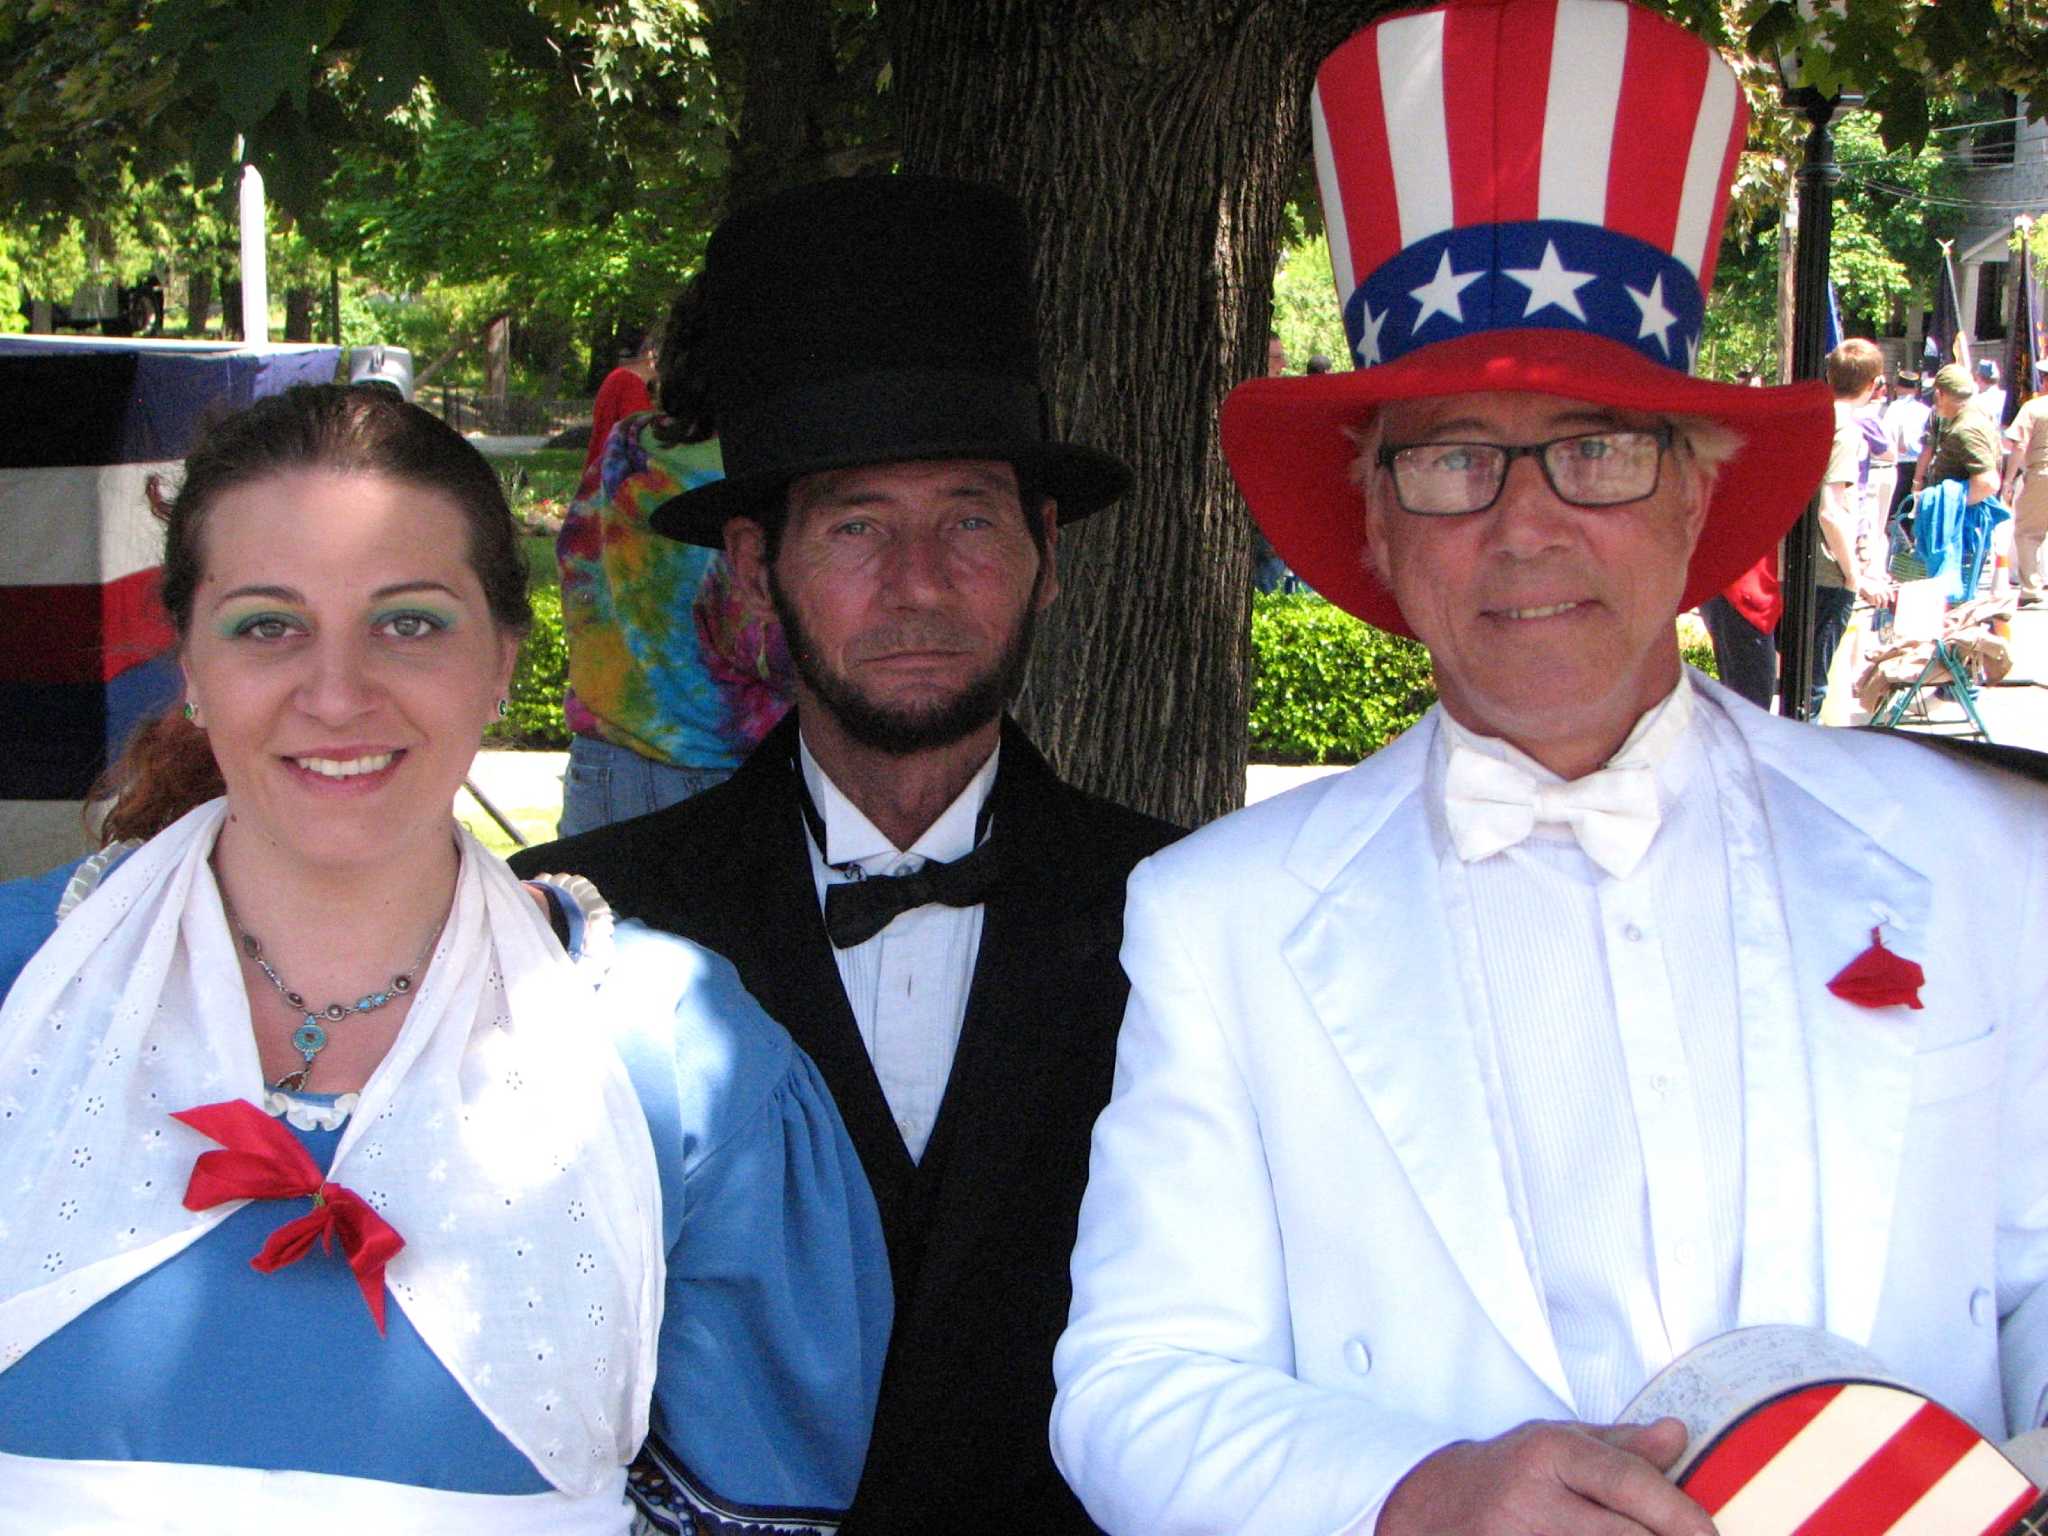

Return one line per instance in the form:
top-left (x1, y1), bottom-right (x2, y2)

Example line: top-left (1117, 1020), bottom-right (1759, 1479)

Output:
top-left (1699, 594), bottom-right (1776, 711)
top-left (558, 735), bottom-right (733, 838)
top-left (1810, 585), bottom-right (1856, 711)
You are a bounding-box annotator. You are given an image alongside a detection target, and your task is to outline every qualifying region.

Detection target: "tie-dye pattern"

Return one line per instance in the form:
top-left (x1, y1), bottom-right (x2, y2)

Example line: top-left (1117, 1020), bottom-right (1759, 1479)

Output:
top-left (557, 414), bottom-right (794, 767)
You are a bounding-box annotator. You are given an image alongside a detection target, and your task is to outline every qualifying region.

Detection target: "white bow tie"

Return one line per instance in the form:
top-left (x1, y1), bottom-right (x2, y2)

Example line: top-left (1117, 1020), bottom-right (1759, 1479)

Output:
top-left (1442, 746), bottom-right (1662, 878)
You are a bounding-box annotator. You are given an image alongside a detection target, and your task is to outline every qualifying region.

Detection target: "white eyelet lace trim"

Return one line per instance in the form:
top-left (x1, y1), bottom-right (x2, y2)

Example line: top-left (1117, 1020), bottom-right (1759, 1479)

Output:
top-left (55, 840), bottom-right (143, 923)
top-left (262, 1090), bottom-right (362, 1131)
top-left (523, 872), bottom-right (616, 978)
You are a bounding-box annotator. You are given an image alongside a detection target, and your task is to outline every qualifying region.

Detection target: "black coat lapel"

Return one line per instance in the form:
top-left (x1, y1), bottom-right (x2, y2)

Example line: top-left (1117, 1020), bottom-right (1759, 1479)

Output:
top-left (901, 723), bottom-right (1123, 1327)
top-left (695, 720), bottom-right (918, 1220)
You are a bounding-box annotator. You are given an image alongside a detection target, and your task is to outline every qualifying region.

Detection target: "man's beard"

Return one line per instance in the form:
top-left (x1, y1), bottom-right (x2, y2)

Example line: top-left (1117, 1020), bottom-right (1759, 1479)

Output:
top-left (768, 569), bottom-right (1040, 757)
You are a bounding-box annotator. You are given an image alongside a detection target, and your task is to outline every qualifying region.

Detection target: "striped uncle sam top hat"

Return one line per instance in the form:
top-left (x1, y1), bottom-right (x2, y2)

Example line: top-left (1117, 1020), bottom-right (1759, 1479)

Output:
top-left (1221, 0), bottom-right (1833, 635)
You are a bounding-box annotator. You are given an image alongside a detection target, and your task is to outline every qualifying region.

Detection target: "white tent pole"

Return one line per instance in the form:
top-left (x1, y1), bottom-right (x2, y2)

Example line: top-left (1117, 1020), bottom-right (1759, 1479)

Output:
top-left (239, 164), bottom-right (268, 345)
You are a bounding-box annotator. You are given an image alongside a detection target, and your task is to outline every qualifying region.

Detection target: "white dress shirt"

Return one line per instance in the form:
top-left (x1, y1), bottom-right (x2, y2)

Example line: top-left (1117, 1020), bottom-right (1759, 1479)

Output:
top-left (799, 735), bottom-right (998, 1163)
top-left (1433, 676), bottom-right (1759, 1421)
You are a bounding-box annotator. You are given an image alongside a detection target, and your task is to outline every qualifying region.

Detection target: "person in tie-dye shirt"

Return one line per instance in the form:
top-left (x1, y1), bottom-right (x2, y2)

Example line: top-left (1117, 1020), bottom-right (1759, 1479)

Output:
top-left (555, 284), bottom-right (794, 835)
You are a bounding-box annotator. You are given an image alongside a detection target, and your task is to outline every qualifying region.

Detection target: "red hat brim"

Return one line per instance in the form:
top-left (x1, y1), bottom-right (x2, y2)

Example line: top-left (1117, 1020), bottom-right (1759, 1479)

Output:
top-left (1221, 330), bottom-right (1835, 637)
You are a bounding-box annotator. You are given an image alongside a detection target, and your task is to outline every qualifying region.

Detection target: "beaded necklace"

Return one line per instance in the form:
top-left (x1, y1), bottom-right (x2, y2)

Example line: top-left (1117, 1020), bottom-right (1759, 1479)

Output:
top-left (222, 894), bottom-right (441, 1093)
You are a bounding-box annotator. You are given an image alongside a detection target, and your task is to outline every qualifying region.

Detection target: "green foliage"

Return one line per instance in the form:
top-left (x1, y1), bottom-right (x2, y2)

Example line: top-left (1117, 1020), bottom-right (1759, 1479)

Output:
top-left (317, 61), bottom-right (720, 344)
top-left (1249, 594), bottom-right (1437, 764)
top-left (1271, 207), bottom-right (1352, 375)
top-left (492, 581), bottom-right (570, 748)
top-left (1701, 103), bottom-right (1962, 379)
top-left (498, 451), bottom-right (586, 517)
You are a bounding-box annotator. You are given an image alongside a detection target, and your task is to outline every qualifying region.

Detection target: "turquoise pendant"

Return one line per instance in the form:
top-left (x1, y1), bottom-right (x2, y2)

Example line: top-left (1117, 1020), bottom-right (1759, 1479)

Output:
top-left (293, 1020), bottom-right (328, 1057)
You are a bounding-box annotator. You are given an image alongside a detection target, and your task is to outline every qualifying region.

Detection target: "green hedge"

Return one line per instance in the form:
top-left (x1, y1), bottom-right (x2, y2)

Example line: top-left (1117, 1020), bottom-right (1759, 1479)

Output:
top-left (487, 584), bottom-right (1720, 763)
top-left (490, 583), bottom-right (572, 748)
top-left (1250, 593), bottom-right (1437, 763)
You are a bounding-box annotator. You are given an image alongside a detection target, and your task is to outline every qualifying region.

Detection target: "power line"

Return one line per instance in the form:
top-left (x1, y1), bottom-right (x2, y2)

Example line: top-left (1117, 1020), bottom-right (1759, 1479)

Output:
top-left (1837, 171), bottom-right (2048, 215)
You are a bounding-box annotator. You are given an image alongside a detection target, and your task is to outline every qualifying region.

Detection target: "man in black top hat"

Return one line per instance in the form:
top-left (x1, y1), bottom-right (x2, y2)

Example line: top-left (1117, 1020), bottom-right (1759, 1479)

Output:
top-left (513, 175), bottom-right (1179, 1536)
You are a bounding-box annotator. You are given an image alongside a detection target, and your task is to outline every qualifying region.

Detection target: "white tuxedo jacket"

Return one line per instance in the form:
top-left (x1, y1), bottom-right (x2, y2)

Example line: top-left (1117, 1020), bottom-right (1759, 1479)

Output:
top-left (1052, 685), bottom-right (2048, 1536)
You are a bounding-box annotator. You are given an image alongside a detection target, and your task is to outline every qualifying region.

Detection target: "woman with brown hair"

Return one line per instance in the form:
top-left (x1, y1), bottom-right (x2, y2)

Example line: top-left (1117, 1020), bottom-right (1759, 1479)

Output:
top-left (0, 385), bottom-right (887, 1534)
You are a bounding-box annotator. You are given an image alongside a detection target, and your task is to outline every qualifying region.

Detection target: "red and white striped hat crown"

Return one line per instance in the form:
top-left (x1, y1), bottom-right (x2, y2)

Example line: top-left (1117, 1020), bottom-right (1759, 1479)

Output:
top-left (1221, 0), bottom-right (1834, 635)
top-left (1317, 0), bottom-right (1743, 373)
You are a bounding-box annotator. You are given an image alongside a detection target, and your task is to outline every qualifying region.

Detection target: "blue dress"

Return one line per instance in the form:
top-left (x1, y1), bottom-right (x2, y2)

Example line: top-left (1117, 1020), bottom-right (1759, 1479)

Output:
top-left (0, 857), bottom-right (891, 1526)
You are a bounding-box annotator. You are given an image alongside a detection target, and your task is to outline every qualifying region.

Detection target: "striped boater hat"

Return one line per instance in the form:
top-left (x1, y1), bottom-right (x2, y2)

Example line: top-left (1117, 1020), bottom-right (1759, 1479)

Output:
top-left (1220, 0), bottom-right (1833, 634)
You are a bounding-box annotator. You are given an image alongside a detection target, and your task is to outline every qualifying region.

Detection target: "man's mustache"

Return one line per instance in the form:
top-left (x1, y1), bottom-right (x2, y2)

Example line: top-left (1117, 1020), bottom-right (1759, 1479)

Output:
top-left (847, 625), bottom-right (982, 660)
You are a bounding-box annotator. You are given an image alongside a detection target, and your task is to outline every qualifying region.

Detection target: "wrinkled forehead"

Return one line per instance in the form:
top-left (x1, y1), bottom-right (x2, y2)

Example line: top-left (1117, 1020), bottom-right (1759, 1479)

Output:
top-left (1375, 391), bottom-right (1669, 443)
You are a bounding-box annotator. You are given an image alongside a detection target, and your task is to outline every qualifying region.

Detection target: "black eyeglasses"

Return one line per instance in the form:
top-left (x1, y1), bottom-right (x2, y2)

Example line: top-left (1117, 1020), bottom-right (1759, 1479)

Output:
top-left (1376, 426), bottom-right (1676, 516)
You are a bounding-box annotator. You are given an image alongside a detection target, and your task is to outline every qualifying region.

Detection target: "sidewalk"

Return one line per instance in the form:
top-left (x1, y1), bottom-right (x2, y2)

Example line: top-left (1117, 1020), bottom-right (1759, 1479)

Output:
top-left (1834, 599), bottom-right (2048, 746)
top-left (458, 613), bottom-right (2048, 853)
top-left (453, 751), bottom-right (1353, 855)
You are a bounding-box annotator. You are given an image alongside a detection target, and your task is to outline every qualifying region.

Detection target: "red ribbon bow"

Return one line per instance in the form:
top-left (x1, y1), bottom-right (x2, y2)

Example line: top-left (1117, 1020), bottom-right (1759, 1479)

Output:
top-left (1826, 926), bottom-right (1927, 1011)
top-left (173, 1098), bottom-right (405, 1333)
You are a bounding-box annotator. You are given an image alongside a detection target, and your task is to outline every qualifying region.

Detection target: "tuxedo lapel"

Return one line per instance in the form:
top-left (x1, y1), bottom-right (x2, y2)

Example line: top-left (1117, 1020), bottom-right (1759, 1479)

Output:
top-left (1280, 722), bottom-right (1572, 1407)
top-left (903, 730), bottom-right (1106, 1322)
top-left (1730, 703), bottom-right (1934, 1347)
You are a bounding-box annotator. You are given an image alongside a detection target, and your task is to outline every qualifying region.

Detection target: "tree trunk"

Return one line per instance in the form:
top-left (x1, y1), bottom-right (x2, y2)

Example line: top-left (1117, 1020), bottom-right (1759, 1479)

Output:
top-left (724, 0), bottom-right (837, 208)
top-left (283, 285), bottom-right (316, 342)
top-left (220, 268), bottom-right (242, 341)
top-left (886, 0), bottom-right (1379, 828)
top-left (485, 313), bottom-right (511, 399)
top-left (186, 270), bottom-right (213, 337)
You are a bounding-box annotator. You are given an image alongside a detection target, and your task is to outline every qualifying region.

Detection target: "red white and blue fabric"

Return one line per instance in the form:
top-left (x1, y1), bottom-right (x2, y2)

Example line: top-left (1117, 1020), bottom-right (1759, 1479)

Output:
top-left (0, 337), bottom-right (340, 878)
top-left (1313, 0), bottom-right (1740, 376)
top-left (1219, 0), bottom-right (1836, 635)
top-left (1680, 1381), bottom-right (2042, 1536)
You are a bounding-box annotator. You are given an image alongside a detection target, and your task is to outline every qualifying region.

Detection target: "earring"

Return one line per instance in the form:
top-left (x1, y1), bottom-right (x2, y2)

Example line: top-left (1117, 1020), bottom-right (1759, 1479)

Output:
top-left (181, 701), bottom-right (199, 724)
top-left (495, 697), bottom-right (509, 718)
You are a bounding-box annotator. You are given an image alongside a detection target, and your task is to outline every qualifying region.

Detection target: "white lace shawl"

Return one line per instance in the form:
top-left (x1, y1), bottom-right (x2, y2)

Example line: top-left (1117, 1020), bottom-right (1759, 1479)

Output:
top-left (0, 800), bottom-right (662, 1497)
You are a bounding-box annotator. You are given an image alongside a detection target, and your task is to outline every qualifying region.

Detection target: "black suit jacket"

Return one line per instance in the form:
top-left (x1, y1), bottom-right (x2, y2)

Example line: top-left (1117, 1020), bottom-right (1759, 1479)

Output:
top-left (513, 714), bottom-right (1181, 1534)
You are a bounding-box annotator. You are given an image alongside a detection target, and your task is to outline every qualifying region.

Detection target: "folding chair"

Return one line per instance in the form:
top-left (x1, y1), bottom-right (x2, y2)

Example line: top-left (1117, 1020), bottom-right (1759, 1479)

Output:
top-left (1868, 566), bottom-right (1995, 740)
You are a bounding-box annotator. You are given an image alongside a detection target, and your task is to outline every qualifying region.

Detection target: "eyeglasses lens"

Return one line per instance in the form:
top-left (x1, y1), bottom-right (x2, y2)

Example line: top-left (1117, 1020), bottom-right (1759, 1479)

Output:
top-left (1390, 431), bottom-right (1663, 514)
top-left (1544, 432), bottom-right (1661, 506)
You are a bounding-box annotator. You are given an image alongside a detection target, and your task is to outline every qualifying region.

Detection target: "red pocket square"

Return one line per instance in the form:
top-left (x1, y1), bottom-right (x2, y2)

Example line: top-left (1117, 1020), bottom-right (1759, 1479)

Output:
top-left (1827, 927), bottom-right (1926, 1010)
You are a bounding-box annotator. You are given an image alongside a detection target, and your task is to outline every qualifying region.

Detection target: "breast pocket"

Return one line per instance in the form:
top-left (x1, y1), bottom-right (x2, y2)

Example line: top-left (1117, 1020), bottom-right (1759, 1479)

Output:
top-left (1911, 1031), bottom-right (2004, 1107)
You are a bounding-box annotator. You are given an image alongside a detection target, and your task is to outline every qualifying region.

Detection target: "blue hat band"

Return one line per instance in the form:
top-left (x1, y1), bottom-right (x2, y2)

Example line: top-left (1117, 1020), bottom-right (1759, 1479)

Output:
top-left (1346, 221), bottom-right (1705, 376)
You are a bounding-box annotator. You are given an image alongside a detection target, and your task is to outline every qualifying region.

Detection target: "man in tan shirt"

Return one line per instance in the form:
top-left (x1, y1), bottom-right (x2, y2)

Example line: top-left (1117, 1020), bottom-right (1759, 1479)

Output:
top-left (2002, 361), bottom-right (2048, 606)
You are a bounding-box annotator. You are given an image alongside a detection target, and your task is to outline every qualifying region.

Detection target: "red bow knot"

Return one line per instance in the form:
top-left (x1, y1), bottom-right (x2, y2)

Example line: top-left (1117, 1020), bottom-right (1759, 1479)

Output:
top-left (173, 1098), bottom-right (405, 1333)
top-left (1826, 926), bottom-right (1927, 1011)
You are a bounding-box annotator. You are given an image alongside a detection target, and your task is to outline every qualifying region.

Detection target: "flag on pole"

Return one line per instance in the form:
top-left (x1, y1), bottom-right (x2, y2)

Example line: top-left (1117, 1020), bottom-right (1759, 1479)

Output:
top-left (1925, 240), bottom-right (1970, 374)
top-left (1824, 280), bottom-right (1843, 354)
top-left (2004, 218), bottom-right (2042, 425)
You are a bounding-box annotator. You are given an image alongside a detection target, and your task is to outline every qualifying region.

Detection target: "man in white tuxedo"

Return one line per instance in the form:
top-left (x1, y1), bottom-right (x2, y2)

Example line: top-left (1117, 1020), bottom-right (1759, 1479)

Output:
top-left (1050, 3), bottom-right (2048, 1535)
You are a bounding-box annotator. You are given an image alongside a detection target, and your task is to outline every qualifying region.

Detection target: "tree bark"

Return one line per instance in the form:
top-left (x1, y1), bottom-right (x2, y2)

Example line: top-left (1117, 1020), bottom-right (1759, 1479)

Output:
top-left (186, 270), bottom-right (213, 338)
top-left (723, 0), bottom-right (839, 208)
top-left (485, 313), bottom-right (512, 400)
top-left (283, 285), bottom-right (316, 342)
top-left (885, 0), bottom-right (1383, 827)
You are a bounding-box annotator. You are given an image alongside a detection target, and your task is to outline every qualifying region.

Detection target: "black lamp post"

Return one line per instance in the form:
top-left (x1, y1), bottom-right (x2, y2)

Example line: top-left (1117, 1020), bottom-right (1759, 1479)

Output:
top-left (1773, 26), bottom-right (1860, 721)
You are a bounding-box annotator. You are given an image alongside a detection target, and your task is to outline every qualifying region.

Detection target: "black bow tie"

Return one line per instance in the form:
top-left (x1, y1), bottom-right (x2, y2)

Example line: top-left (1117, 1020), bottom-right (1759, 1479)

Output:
top-left (794, 755), bottom-right (1005, 948)
top-left (822, 841), bottom-right (1007, 948)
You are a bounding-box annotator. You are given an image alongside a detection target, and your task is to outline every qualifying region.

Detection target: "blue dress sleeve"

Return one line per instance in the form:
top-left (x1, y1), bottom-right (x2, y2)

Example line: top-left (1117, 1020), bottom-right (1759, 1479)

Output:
top-left (0, 858), bottom-right (90, 1000)
top-left (601, 920), bottom-right (892, 1523)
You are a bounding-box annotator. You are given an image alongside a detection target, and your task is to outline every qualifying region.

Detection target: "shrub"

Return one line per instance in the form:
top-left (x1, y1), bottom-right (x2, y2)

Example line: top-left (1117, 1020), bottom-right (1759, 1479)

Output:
top-left (1676, 610), bottom-right (1720, 680)
top-left (1250, 593), bottom-right (1437, 763)
top-left (491, 583), bottom-right (571, 748)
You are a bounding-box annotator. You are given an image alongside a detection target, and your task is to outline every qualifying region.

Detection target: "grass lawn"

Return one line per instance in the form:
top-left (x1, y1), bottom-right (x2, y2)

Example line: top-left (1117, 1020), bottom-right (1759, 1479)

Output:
top-left (456, 793), bottom-right (561, 859)
top-left (520, 532), bottom-right (557, 589)
top-left (499, 447), bottom-right (586, 507)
